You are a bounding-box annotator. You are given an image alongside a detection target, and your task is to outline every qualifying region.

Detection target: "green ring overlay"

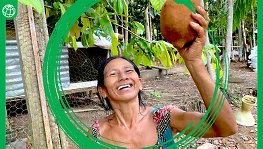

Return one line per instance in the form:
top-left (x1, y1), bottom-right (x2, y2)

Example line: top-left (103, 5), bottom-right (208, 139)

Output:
top-left (42, 0), bottom-right (227, 148)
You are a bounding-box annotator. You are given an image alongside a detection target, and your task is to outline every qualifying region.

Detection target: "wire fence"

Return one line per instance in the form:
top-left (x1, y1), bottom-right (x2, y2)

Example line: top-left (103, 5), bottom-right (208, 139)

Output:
top-left (6, 20), bottom-right (31, 148)
top-left (6, 16), bottom-right (111, 148)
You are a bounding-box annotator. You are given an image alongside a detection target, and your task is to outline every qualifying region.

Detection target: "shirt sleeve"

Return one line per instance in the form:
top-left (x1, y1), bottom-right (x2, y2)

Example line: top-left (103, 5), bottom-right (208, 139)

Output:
top-left (152, 105), bottom-right (176, 126)
top-left (90, 120), bottom-right (100, 138)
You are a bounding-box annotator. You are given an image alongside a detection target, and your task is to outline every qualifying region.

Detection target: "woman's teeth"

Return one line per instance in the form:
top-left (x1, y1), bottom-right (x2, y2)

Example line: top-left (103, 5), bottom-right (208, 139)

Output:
top-left (118, 84), bottom-right (131, 90)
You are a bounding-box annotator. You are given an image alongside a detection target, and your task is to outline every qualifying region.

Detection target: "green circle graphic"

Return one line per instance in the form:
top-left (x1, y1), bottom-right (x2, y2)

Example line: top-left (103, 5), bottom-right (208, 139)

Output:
top-left (43, 0), bottom-right (228, 148)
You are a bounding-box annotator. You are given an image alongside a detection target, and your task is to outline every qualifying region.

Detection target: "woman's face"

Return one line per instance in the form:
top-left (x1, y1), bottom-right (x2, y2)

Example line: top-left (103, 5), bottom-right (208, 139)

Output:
top-left (99, 58), bottom-right (142, 102)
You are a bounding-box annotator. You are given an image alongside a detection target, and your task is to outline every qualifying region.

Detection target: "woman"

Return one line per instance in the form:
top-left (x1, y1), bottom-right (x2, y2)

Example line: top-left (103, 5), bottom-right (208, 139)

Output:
top-left (90, 6), bottom-right (237, 148)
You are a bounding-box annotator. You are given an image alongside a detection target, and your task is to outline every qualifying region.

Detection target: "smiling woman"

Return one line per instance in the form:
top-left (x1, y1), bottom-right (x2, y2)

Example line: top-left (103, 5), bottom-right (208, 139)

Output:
top-left (89, 55), bottom-right (237, 148)
top-left (96, 56), bottom-right (146, 111)
top-left (88, 6), bottom-right (238, 149)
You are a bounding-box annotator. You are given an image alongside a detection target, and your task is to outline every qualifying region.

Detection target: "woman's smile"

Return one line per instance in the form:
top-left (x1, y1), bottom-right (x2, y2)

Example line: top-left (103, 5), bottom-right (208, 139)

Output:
top-left (117, 83), bottom-right (132, 91)
top-left (101, 58), bottom-right (142, 101)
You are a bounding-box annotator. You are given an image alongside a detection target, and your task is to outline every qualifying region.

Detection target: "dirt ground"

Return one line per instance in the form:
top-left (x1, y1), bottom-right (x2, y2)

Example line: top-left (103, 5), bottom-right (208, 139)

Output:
top-left (7, 61), bottom-right (257, 148)
top-left (142, 62), bottom-right (257, 149)
top-left (71, 61), bottom-right (257, 148)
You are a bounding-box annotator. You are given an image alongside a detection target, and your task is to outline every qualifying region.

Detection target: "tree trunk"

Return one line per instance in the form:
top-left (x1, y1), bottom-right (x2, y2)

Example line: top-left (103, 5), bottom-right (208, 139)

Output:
top-left (121, 16), bottom-right (124, 37)
top-left (114, 15), bottom-right (118, 34)
top-left (118, 16), bottom-right (124, 56)
top-left (124, 0), bottom-right (129, 44)
top-left (238, 23), bottom-right (244, 61)
top-left (222, 0), bottom-right (234, 86)
top-left (149, 6), bottom-right (153, 41)
top-left (252, 8), bottom-right (256, 47)
top-left (225, 0), bottom-right (233, 63)
top-left (199, 0), bottom-right (216, 80)
top-left (145, 5), bottom-right (151, 41)
top-left (242, 20), bottom-right (248, 60)
top-left (33, 1), bottom-right (49, 62)
top-left (33, 0), bottom-right (64, 148)
top-left (14, 3), bottom-right (47, 148)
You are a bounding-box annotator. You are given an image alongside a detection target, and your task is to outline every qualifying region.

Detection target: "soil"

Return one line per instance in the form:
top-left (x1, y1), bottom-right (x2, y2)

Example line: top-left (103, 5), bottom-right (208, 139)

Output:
top-left (72, 61), bottom-right (257, 148)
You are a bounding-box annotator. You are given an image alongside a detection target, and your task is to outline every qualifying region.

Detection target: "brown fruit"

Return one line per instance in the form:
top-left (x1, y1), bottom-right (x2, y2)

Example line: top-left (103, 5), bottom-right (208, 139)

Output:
top-left (160, 0), bottom-right (199, 49)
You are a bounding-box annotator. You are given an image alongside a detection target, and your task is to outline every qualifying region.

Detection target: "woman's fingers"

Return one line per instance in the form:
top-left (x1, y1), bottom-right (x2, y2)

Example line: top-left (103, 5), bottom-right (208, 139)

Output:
top-left (191, 13), bottom-right (208, 29)
top-left (192, 6), bottom-right (210, 28)
top-left (197, 6), bottom-right (210, 22)
top-left (190, 21), bottom-right (205, 39)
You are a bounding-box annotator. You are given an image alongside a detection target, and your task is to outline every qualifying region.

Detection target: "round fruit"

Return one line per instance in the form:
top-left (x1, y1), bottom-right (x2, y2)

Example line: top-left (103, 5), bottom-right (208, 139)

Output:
top-left (160, 0), bottom-right (199, 49)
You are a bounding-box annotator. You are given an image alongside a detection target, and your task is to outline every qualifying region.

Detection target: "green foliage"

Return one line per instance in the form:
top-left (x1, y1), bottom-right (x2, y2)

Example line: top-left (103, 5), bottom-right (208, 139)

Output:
top-left (45, 0), bottom-right (119, 53)
top-left (133, 21), bottom-right (145, 35)
top-left (113, 0), bottom-right (127, 15)
top-left (229, 87), bottom-right (242, 107)
top-left (149, 0), bottom-right (165, 12)
top-left (150, 91), bottom-right (162, 99)
top-left (44, 0), bottom-right (182, 68)
top-left (233, 0), bottom-right (257, 31)
top-left (202, 44), bottom-right (223, 78)
top-left (123, 37), bottom-right (179, 68)
top-left (18, 0), bottom-right (43, 14)
top-left (207, 0), bottom-right (257, 45)
top-left (206, 0), bottom-right (228, 44)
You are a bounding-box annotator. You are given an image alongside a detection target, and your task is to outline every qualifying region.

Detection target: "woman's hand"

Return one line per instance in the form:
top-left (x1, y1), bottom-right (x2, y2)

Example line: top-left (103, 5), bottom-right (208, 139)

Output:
top-left (171, 6), bottom-right (238, 137)
top-left (177, 6), bottom-right (210, 63)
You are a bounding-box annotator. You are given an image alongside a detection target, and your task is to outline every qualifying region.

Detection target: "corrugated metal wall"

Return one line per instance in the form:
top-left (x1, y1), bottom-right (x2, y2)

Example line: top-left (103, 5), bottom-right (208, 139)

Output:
top-left (60, 47), bottom-right (70, 88)
top-left (6, 40), bottom-right (70, 99)
top-left (6, 40), bottom-right (25, 98)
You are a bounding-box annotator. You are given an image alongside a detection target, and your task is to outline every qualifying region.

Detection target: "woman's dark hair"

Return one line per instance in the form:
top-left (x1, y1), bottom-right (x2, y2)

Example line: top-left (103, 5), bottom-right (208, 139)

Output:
top-left (97, 56), bottom-right (145, 111)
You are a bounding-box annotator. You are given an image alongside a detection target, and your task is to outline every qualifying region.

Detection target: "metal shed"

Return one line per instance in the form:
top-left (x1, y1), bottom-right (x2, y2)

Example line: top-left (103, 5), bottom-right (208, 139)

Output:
top-left (6, 40), bottom-right (70, 99)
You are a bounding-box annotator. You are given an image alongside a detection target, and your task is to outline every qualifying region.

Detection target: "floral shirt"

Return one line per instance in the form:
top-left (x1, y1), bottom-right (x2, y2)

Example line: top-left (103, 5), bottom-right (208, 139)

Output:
top-left (91, 105), bottom-right (176, 148)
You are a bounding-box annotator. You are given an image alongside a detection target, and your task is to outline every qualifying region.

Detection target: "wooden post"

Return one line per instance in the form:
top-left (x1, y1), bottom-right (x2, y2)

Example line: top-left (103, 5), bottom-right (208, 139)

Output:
top-left (27, 6), bottom-right (53, 149)
top-left (6, 110), bottom-right (10, 130)
top-left (14, 3), bottom-right (47, 148)
top-left (33, 0), bottom-right (65, 148)
top-left (59, 128), bottom-right (68, 149)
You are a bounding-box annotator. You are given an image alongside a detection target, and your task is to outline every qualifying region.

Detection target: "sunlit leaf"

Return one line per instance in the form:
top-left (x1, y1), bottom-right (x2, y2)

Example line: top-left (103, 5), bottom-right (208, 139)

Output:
top-left (45, 8), bottom-right (50, 18)
top-left (81, 17), bottom-right (90, 33)
top-left (88, 29), bottom-right (94, 47)
top-left (58, 2), bottom-right (66, 16)
top-left (133, 21), bottom-right (145, 35)
top-left (81, 33), bottom-right (89, 47)
top-left (122, 0), bottom-right (128, 16)
top-left (113, 0), bottom-right (118, 14)
top-left (70, 22), bottom-right (81, 39)
top-left (134, 52), bottom-right (143, 66)
top-left (123, 46), bottom-right (131, 58)
top-left (139, 40), bottom-right (148, 51)
top-left (18, 0), bottom-right (43, 14)
top-left (99, 17), bottom-right (114, 35)
top-left (70, 36), bottom-right (78, 51)
top-left (142, 55), bottom-right (152, 67)
top-left (202, 53), bottom-right (207, 65)
top-left (117, 0), bottom-right (124, 14)
top-left (149, 0), bottom-right (165, 12)
top-left (111, 33), bottom-right (119, 55)
top-left (160, 42), bottom-right (172, 67)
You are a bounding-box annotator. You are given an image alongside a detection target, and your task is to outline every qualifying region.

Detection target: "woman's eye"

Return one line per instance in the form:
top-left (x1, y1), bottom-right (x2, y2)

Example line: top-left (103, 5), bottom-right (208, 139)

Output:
top-left (126, 69), bottom-right (133, 73)
top-left (106, 72), bottom-right (116, 77)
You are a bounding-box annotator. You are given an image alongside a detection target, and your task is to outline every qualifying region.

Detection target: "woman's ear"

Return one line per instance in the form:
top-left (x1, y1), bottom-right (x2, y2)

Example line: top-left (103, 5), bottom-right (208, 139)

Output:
top-left (98, 86), bottom-right (106, 97)
top-left (139, 78), bottom-right (143, 91)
